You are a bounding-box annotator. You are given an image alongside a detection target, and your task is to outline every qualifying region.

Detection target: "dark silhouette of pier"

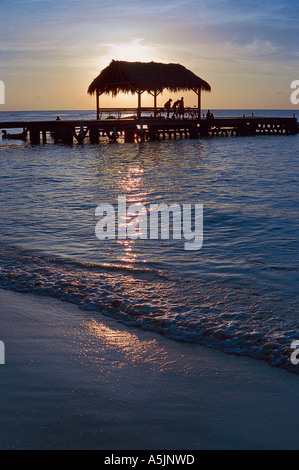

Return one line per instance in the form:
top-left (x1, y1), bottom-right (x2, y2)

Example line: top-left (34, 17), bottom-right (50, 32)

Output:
top-left (0, 112), bottom-right (297, 144)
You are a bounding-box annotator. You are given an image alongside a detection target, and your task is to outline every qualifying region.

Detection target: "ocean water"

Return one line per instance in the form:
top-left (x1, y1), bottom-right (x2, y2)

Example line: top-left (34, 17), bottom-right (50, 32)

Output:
top-left (0, 110), bottom-right (298, 373)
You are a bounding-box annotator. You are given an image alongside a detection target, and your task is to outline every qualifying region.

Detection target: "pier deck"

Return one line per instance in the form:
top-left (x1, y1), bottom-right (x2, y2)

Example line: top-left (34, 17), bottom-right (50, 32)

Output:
top-left (0, 114), bottom-right (297, 144)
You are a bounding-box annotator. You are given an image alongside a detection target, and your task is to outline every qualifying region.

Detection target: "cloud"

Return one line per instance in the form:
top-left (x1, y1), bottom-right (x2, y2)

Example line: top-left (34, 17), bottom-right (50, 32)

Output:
top-left (1, 0), bottom-right (299, 109)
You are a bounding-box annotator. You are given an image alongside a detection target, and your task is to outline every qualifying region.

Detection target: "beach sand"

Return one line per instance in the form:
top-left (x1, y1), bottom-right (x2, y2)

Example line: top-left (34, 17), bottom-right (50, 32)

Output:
top-left (0, 287), bottom-right (298, 450)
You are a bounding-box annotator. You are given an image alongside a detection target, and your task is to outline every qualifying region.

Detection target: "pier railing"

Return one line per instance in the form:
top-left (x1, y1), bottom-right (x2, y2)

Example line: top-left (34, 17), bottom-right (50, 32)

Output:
top-left (96, 107), bottom-right (199, 119)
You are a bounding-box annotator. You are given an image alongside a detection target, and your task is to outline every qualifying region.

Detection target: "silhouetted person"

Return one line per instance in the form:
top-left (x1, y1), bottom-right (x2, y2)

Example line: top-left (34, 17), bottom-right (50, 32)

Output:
top-left (172, 99), bottom-right (180, 118)
top-left (206, 110), bottom-right (214, 120)
top-left (164, 99), bottom-right (172, 118)
top-left (178, 97), bottom-right (185, 119)
top-left (56, 116), bottom-right (61, 121)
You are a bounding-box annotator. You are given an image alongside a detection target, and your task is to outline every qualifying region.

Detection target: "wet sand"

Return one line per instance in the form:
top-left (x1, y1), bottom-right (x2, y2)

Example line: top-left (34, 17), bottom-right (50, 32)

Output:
top-left (0, 288), bottom-right (298, 450)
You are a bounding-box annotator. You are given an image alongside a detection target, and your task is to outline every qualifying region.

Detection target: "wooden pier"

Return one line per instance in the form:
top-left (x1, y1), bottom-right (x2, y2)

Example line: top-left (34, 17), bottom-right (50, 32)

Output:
top-left (0, 112), bottom-right (298, 144)
top-left (2, 61), bottom-right (297, 144)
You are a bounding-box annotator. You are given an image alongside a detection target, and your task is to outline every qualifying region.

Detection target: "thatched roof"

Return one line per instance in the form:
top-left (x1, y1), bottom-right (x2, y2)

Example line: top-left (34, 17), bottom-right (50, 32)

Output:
top-left (88, 60), bottom-right (211, 96)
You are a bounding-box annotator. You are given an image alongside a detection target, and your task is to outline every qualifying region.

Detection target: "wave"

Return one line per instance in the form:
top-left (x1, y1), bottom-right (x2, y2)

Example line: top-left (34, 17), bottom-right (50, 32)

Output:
top-left (0, 242), bottom-right (298, 374)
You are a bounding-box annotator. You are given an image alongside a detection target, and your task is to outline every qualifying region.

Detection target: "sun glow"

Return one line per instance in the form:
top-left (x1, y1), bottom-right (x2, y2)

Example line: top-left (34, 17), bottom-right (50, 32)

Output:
top-left (98, 38), bottom-right (158, 67)
top-left (92, 39), bottom-right (160, 108)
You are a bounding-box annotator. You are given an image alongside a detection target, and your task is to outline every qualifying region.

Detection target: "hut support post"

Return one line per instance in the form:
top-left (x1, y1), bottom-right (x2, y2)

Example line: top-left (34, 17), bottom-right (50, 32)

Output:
top-left (153, 90), bottom-right (161, 117)
top-left (149, 90), bottom-right (161, 117)
top-left (137, 90), bottom-right (142, 120)
top-left (96, 89), bottom-right (100, 120)
top-left (197, 87), bottom-right (201, 120)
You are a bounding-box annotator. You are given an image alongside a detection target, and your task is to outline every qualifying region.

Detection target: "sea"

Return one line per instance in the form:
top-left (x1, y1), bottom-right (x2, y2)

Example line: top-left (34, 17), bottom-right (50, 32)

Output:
top-left (0, 109), bottom-right (298, 373)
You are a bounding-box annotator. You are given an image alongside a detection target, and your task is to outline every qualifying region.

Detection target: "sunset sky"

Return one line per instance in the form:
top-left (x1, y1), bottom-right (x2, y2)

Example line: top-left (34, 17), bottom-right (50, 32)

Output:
top-left (1, 0), bottom-right (299, 111)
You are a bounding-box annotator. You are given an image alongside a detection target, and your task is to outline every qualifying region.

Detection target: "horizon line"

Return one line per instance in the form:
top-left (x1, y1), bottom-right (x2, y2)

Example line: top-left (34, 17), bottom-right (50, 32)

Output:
top-left (0, 108), bottom-right (298, 113)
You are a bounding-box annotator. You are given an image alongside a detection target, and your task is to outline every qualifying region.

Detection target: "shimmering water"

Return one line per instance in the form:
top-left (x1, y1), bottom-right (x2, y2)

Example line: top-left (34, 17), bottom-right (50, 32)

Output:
top-left (0, 110), bottom-right (298, 372)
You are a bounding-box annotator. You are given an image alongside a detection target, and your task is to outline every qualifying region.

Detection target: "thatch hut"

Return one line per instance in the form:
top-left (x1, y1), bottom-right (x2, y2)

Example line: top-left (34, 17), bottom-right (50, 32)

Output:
top-left (88, 60), bottom-right (211, 119)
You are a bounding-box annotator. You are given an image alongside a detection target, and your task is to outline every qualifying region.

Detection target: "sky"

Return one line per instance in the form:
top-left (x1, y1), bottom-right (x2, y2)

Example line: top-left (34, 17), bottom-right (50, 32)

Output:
top-left (0, 0), bottom-right (299, 111)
